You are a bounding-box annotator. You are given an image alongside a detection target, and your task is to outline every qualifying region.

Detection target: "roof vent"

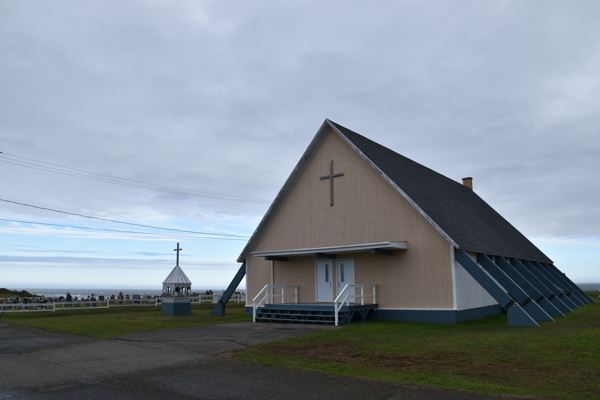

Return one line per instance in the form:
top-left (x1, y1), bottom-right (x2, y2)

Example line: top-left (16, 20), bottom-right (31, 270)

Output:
top-left (462, 177), bottom-right (473, 190)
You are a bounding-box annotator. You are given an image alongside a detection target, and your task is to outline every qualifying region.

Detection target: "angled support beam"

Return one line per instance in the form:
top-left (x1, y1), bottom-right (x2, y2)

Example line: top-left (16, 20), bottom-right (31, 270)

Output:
top-left (506, 303), bottom-right (541, 327)
top-left (478, 254), bottom-right (553, 322)
top-left (522, 260), bottom-right (576, 310)
top-left (455, 249), bottom-right (538, 327)
top-left (312, 253), bottom-right (336, 259)
top-left (371, 249), bottom-right (393, 256)
top-left (211, 262), bottom-right (246, 316)
top-left (359, 309), bottom-right (370, 321)
top-left (496, 257), bottom-right (563, 318)
top-left (531, 262), bottom-right (584, 307)
top-left (511, 259), bottom-right (571, 314)
top-left (264, 256), bottom-right (288, 262)
top-left (539, 262), bottom-right (588, 305)
top-left (543, 263), bottom-right (595, 304)
top-left (530, 261), bottom-right (580, 308)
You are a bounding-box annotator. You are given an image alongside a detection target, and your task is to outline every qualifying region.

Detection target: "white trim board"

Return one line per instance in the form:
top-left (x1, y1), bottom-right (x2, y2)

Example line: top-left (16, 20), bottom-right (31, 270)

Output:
top-left (252, 241), bottom-right (408, 257)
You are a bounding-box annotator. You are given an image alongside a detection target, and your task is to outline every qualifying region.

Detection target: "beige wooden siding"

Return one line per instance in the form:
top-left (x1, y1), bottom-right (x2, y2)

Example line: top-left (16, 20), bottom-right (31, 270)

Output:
top-left (272, 257), bottom-right (316, 303)
top-left (249, 128), bottom-right (453, 309)
top-left (246, 256), bottom-right (271, 305)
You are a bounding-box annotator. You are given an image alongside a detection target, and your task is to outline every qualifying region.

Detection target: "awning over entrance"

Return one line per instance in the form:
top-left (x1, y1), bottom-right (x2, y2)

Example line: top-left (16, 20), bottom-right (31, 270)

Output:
top-left (252, 241), bottom-right (408, 260)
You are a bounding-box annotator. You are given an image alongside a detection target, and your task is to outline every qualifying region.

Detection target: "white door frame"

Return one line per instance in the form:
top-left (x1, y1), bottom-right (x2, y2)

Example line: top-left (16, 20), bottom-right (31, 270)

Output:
top-left (315, 260), bottom-right (333, 302)
top-left (336, 259), bottom-right (355, 297)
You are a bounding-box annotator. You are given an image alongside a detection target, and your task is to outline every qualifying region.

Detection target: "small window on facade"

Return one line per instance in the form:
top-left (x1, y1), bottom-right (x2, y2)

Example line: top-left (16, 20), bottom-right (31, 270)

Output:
top-left (325, 264), bottom-right (329, 282)
top-left (340, 264), bottom-right (345, 282)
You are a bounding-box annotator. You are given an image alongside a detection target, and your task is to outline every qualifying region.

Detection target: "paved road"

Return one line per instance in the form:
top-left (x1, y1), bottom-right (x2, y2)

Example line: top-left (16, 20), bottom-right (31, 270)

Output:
top-left (0, 321), bottom-right (527, 399)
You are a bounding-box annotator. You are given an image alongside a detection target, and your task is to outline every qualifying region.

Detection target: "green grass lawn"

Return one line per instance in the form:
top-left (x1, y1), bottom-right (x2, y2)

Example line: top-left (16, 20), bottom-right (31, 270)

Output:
top-left (1, 303), bottom-right (250, 338)
top-left (235, 292), bottom-right (600, 400)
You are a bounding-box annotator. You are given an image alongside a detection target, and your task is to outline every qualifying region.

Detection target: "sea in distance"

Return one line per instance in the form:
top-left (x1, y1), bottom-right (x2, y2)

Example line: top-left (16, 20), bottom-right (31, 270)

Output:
top-left (578, 283), bottom-right (600, 291)
top-left (21, 288), bottom-right (246, 298)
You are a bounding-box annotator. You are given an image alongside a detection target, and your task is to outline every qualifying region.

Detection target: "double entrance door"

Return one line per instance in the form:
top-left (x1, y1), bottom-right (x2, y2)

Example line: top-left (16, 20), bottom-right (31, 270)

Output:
top-left (316, 259), bottom-right (354, 302)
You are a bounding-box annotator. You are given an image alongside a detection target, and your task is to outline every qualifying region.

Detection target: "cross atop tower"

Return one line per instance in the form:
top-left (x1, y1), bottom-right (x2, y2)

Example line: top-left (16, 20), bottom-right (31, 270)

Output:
top-left (174, 243), bottom-right (183, 266)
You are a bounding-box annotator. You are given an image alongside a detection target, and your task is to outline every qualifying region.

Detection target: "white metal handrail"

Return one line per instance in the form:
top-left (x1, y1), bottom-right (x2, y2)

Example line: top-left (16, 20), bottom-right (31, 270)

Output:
top-left (252, 285), bottom-right (298, 322)
top-left (334, 284), bottom-right (376, 326)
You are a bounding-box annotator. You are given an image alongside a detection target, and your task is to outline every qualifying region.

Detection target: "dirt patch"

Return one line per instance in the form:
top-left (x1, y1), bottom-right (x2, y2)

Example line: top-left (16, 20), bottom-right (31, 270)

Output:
top-left (268, 343), bottom-right (423, 369)
top-left (270, 343), bottom-right (357, 363)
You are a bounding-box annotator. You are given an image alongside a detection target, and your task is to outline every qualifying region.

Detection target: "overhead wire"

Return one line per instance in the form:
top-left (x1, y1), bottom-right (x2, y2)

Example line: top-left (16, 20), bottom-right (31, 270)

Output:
top-left (0, 198), bottom-right (250, 238)
top-left (0, 151), bottom-right (271, 204)
top-left (0, 218), bottom-right (247, 241)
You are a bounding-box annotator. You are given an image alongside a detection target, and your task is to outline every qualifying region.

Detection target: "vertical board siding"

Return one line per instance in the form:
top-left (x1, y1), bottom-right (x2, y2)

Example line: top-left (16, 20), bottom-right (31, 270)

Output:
top-left (273, 257), bottom-right (316, 303)
top-left (247, 256), bottom-right (271, 305)
top-left (249, 129), bottom-right (453, 309)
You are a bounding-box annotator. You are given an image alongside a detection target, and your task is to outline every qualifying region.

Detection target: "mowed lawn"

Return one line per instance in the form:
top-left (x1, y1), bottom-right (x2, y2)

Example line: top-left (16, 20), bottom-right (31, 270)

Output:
top-left (1, 303), bottom-right (250, 338)
top-left (235, 292), bottom-right (600, 400)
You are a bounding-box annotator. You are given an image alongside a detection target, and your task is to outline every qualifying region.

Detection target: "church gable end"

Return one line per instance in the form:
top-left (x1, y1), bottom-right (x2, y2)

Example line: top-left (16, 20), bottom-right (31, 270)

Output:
top-left (252, 128), bottom-right (449, 253)
top-left (246, 126), bottom-right (454, 309)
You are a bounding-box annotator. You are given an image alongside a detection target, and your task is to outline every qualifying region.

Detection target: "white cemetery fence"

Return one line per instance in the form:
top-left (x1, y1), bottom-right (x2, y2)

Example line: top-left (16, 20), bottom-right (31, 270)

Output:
top-left (0, 292), bottom-right (246, 313)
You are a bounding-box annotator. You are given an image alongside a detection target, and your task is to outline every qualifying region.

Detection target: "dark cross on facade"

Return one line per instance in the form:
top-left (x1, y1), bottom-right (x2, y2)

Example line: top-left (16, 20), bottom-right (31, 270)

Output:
top-left (174, 243), bottom-right (182, 266)
top-left (320, 160), bottom-right (344, 206)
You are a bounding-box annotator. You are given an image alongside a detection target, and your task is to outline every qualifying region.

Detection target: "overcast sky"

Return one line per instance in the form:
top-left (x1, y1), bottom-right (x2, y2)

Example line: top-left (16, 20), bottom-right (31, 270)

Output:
top-left (1, 1), bottom-right (599, 290)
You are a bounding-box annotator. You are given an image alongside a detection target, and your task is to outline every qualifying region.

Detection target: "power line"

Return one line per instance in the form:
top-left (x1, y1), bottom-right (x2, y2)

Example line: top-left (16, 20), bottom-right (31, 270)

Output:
top-left (0, 151), bottom-right (269, 201)
top-left (0, 157), bottom-right (270, 204)
top-left (0, 198), bottom-right (250, 238)
top-left (0, 152), bottom-right (271, 204)
top-left (0, 218), bottom-right (247, 241)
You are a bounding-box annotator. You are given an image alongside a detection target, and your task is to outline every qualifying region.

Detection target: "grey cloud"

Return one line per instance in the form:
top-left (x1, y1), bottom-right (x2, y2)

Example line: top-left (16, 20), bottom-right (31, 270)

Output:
top-left (1, 0), bottom-right (599, 247)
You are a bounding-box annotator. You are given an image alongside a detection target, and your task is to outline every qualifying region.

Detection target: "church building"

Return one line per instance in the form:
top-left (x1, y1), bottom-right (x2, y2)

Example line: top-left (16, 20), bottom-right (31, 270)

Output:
top-left (214, 119), bottom-right (593, 326)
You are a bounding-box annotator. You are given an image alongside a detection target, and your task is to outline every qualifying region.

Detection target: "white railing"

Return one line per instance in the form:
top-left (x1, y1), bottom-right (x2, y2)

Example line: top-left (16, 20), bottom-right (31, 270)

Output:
top-left (0, 303), bottom-right (57, 313)
top-left (0, 300), bottom-right (111, 313)
top-left (110, 298), bottom-right (157, 306)
top-left (154, 293), bottom-right (246, 306)
top-left (56, 300), bottom-right (111, 310)
top-left (252, 285), bottom-right (298, 322)
top-left (0, 293), bottom-right (248, 313)
top-left (334, 284), bottom-right (376, 326)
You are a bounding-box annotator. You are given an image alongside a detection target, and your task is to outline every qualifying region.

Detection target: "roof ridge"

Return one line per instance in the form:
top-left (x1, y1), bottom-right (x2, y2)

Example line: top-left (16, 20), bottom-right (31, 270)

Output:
top-left (327, 119), bottom-right (467, 189)
top-left (328, 119), bottom-right (550, 262)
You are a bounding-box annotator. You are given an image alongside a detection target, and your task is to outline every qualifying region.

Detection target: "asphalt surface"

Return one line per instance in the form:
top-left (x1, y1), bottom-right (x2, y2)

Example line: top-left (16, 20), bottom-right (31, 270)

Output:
top-left (0, 320), bottom-right (529, 399)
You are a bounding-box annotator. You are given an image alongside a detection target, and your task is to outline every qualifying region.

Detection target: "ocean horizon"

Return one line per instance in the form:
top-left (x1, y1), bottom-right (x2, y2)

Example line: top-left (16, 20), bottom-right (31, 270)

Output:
top-left (575, 283), bottom-right (600, 291)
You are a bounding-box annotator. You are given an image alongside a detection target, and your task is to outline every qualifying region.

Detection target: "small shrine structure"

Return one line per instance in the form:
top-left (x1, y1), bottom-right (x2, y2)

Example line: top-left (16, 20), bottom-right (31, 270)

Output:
top-left (161, 243), bottom-right (192, 315)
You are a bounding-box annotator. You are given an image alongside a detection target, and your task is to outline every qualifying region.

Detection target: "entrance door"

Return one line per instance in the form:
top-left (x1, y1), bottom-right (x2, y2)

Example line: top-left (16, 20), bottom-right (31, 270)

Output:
top-left (336, 259), bottom-right (355, 300)
top-left (316, 261), bottom-right (332, 302)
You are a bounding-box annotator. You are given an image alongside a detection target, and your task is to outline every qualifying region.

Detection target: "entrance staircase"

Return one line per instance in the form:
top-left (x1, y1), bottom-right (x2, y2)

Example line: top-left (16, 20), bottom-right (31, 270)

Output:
top-left (252, 284), bottom-right (378, 326)
top-left (254, 303), bottom-right (377, 326)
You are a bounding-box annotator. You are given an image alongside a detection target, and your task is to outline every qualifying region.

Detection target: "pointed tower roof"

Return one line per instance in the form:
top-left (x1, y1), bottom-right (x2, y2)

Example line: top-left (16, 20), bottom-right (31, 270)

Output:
top-left (162, 265), bottom-right (192, 285)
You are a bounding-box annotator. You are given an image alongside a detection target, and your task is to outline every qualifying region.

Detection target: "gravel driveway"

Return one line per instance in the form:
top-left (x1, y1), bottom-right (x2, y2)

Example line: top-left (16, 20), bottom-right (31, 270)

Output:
top-left (0, 321), bottom-right (528, 399)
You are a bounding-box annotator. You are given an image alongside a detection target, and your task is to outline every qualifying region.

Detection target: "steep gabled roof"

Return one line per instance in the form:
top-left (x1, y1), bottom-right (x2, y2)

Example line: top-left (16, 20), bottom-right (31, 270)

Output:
top-left (163, 265), bottom-right (192, 285)
top-left (238, 119), bottom-right (551, 263)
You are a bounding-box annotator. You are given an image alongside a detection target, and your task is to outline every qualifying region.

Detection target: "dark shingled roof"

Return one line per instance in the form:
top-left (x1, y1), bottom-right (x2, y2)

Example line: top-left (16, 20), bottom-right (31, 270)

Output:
top-left (329, 120), bottom-right (552, 263)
